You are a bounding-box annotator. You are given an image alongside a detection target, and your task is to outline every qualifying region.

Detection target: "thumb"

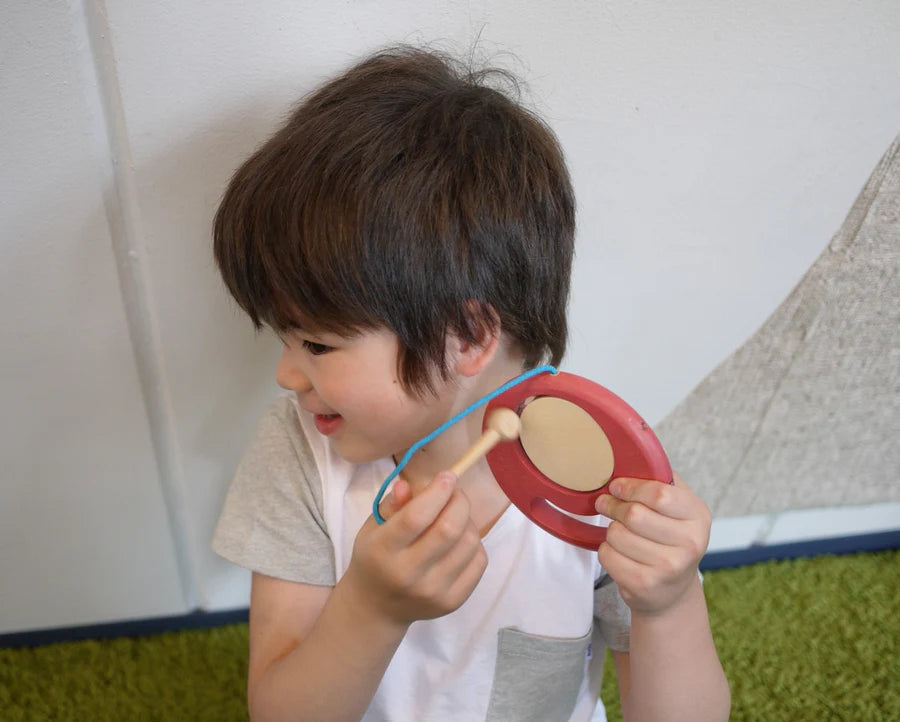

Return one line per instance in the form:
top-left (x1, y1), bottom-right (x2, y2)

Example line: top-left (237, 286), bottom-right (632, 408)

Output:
top-left (377, 478), bottom-right (412, 522)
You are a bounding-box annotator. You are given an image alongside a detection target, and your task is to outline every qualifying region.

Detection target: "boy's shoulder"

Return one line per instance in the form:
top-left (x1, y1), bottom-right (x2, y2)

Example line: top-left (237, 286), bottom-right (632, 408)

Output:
top-left (218, 392), bottom-right (394, 578)
top-left (242, 392), bottom-right (324, 478)
top-left (261, 392), bottom-right (370, 477)
top-left (250, 392), bottom-right (354, 492)
top-left (211, 393), bottom-right (339, 584)
top-left (247, 392), bottom-right (393, 520)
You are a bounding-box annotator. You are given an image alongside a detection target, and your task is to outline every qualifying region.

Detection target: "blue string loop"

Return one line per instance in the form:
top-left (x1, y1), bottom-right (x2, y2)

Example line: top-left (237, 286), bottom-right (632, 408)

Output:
top-left (372, 365), bottom-right (557, 523)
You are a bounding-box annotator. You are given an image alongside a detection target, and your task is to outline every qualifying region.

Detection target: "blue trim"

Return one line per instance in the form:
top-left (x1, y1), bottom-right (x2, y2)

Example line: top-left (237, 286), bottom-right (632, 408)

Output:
top-left (2, 531), bottom-right (896, 648)
top-left (372, 364), bottom-right (557, 523)
top-left (699, 529), bottom-right (900, 570)
top-left (0, 608), bottom-right (248, 649)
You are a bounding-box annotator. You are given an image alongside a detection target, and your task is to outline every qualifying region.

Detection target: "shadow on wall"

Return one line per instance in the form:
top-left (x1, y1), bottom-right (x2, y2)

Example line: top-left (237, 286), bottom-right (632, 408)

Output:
top-left (94, 98), bottom-right (289, 540)
top-left (656, 133), bottom-right (900, 518)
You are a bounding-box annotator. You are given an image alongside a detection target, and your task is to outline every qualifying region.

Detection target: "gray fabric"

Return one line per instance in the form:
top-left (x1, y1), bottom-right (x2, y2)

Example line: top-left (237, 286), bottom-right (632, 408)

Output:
top-left (594, 573), bottom-right (631, 652)
top-left (212, 396), bottom-right (336, 585)
top-left (656, 133), bottom-right (900, 516)
top-left (485, 626), bottom-right (592, 722)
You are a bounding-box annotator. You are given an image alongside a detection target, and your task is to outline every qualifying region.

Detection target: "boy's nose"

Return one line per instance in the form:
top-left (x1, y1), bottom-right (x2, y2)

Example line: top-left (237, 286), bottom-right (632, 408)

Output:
top-left (275, 347), bottom-right (312, 392)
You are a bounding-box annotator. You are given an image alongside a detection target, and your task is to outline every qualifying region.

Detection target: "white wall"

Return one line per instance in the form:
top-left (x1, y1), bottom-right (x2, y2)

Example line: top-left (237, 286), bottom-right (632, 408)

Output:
top-left (2, 0), bottom-right (899, 632)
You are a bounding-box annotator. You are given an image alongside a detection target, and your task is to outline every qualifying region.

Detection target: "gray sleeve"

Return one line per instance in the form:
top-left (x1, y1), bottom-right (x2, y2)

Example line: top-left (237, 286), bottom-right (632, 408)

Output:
top-left (594, 572), bottom-right (631, 652)
top-left (212, 396), bottom-right (336, 586)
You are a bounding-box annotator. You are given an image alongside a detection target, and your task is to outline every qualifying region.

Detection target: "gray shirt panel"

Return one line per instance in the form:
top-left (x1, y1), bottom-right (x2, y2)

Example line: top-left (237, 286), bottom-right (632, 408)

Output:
top-left (485, 626), bottom-right (593, 722)
top-left (594, 572), bottom-right (631, 652)
top-left (212, 395), bottom-right (335, 586)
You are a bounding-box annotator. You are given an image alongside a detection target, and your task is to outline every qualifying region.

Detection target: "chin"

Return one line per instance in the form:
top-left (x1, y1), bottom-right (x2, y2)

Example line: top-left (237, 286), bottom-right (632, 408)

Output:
top-left (329, 439), bottom-right (389, 466)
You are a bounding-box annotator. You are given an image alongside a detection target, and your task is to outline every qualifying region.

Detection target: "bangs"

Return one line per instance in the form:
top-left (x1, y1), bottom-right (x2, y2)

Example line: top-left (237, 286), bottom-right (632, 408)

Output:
top-left (212, 130), bottom-right (382, 338)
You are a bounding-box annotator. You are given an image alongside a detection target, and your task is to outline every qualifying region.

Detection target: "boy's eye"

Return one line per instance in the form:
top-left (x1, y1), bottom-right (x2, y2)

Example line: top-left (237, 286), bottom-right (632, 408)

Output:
top-left (302, 340), bottom-right (333, 356)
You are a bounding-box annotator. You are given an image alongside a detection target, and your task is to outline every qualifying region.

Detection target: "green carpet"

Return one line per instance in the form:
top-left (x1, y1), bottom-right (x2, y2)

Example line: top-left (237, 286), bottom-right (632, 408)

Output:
top-left (1, 551), bottom-right (897, 721)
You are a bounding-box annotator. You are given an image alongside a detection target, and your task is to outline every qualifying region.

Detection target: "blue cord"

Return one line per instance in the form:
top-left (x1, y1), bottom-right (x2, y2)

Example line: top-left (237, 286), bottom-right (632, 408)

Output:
top-left (372, 364), bottom-right (557, 523)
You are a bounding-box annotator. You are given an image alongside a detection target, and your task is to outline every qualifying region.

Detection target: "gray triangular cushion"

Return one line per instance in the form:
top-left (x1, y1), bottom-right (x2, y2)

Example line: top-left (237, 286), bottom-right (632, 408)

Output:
top-left (656, 134), bottom-right (900, 517)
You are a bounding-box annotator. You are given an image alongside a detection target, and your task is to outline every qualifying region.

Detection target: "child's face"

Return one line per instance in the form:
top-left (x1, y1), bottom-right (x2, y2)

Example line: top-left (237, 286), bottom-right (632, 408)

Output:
top-left (275, 327), bottom-right (459, 464)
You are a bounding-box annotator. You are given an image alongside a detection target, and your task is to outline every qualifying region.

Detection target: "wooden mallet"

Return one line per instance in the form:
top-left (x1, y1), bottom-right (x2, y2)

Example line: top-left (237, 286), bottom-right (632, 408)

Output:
top-left (449, 407), bottom-right (522, 478)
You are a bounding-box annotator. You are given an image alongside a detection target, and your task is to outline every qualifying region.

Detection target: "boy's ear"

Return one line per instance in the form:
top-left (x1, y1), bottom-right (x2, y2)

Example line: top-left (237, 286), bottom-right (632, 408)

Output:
top-left (451, 302), bottom-right (502, 377)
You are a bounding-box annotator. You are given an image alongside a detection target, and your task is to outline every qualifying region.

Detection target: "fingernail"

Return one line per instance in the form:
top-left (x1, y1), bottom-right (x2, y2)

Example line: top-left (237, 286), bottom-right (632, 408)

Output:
top-left (436, 471), bottom-right (457, 485)
top-left (609, 481), bottom-right (623, 496)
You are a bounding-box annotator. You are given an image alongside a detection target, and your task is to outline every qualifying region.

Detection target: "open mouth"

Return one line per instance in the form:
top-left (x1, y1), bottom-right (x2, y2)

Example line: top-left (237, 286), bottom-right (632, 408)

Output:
top-left (313, 413), bottom-right (343, 436)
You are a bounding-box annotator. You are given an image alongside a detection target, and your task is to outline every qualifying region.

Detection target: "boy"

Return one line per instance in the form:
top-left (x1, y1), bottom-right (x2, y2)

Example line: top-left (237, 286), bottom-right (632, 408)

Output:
top-left (212, 46), bottom-right (729, 721)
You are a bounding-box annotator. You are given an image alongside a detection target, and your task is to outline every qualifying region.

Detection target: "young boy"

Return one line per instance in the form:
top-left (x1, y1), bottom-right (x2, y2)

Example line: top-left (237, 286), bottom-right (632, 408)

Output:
top-left (212, 46), bottom-right (729, 721)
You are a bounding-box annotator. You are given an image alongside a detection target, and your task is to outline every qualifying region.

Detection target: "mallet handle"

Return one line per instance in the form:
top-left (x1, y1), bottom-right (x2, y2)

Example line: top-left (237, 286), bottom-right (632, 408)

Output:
top-left (450, 430), bottom-right (503, 478)
top-left (449, 408), bottom-right (521, 479)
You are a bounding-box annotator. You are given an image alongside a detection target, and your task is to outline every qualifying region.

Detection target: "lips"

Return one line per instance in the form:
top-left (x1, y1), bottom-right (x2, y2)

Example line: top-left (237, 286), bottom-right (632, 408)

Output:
top-left (313, 413), bottom-right (343, 436)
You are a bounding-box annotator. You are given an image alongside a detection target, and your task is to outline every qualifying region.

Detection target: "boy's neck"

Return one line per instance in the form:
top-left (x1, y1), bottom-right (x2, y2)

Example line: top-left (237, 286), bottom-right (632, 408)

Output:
top-left (399, 351), bottom-right (528, 534)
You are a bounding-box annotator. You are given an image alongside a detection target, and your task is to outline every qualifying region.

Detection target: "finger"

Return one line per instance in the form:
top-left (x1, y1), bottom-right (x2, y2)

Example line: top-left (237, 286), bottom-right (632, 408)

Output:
top-left (415, 518), bottom-right (482, 595)
top-left (596, 537), bottom-right (649, 591)
top-left (596, 493), bottom-right (684, 545)
top-left (604, 519), bottom-right (674, 566)
top-left (442, 540), bottom-right (488, 608)
top-left (387, 471), bottom-right (458, 547)
top-left (603, 476), bottom-right (698, 521)
top-left (434, 519), bottom-right (483, 583)
top-left (406, 488), bottom-right (473, 568)
top-left (378, 479), bottom-right (412, 522)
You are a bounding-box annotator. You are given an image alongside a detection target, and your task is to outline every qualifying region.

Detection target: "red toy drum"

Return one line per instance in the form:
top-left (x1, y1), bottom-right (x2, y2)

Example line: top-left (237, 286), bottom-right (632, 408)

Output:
top-left (484, 371), bottom-right (672, 550)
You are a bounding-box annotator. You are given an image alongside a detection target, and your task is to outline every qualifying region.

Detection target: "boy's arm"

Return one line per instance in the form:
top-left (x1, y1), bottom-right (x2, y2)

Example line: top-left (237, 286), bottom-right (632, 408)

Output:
top-left (610, 580), bottom-right (729, 722)
top-left (248, 573), bottom-right (407, 721)
top-left (247, 472), bottom-right (486, 722)
top-left (596, 475), bottom-right (730, 722)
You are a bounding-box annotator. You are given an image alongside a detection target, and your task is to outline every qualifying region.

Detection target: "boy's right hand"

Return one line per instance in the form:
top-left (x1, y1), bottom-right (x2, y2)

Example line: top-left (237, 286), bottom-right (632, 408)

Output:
top-left (344, 471), bottom-right (487, 627)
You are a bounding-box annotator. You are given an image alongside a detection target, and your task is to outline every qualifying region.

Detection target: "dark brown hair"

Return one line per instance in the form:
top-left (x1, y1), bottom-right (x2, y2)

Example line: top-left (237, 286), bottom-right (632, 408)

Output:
top-left (214, 46), bottom-right (575, 395)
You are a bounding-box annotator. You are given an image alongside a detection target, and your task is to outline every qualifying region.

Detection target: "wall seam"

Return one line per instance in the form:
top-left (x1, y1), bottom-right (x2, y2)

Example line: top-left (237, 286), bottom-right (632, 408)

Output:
top-left (79, 0), bottom-right (201, 609)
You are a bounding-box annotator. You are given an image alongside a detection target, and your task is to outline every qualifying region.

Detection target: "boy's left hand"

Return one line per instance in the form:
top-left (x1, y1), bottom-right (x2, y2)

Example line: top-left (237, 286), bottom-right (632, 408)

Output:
top-left (595, 473), bottom-right (710, 616)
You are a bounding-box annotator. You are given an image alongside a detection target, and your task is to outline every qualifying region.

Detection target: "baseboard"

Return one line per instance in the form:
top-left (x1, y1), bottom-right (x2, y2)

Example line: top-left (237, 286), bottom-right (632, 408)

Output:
top-left (2, 530), bottom-right (897, 649)
top-left (706, 502), bottom-right (900, 552)
top-left (0, 608), bottom-right (248, 649)
top-left (699, 529), bottom-right (900, 570)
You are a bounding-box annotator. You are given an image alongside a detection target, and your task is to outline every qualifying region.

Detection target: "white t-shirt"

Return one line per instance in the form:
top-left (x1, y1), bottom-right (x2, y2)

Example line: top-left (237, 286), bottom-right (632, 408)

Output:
top-left (213, 394), bottom-right (631, 721)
